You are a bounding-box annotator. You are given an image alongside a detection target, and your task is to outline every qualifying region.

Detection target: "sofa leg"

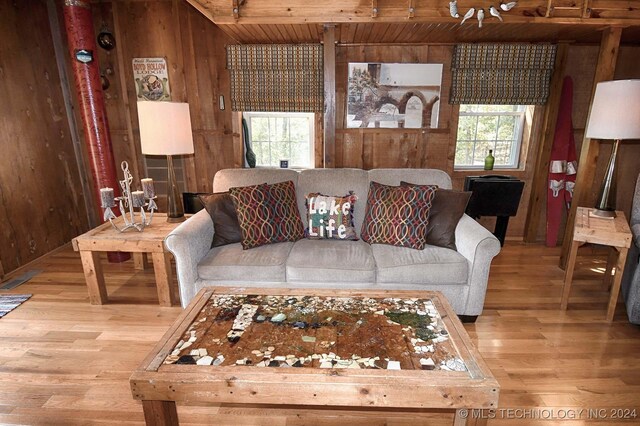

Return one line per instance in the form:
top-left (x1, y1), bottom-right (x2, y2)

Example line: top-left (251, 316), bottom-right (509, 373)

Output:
top-left (458, 315), bottom-right (478, 323)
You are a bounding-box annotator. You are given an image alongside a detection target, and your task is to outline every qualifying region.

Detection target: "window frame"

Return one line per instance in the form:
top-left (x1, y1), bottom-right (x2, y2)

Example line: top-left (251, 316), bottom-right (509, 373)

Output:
top-left (454, 105), bottom-right (527, 170)
top-left (243, 111), bottom-right (315, 169)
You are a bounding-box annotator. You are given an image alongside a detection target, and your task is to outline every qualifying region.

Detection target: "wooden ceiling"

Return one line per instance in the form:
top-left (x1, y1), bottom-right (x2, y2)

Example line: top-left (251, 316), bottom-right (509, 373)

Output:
top-left (187, 0), bottom-right (640, 44)
top-left (216, 22), bottom-right (640, 44)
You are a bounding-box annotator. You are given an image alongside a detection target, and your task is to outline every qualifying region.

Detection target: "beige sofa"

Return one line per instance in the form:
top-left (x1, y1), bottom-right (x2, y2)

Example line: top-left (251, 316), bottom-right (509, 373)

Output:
top-left (166, 168), bottom-right (501, 318)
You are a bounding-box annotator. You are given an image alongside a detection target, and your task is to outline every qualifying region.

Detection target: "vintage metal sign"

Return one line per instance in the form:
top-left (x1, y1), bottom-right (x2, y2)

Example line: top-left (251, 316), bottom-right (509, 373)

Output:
top-left (132, 57), bottom-right (171, 101)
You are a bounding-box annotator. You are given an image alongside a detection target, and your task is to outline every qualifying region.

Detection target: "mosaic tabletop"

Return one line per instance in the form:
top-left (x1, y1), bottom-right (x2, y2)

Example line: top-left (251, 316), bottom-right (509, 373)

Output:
top-left (162, 293), bottom-right (467, 372)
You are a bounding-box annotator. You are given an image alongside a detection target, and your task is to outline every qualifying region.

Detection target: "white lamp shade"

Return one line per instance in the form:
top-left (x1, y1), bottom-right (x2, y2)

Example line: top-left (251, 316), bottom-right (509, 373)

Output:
top-left (137, 102), bottom-right (194, 155)
top-left (586, 79), bottom-right (640, 140)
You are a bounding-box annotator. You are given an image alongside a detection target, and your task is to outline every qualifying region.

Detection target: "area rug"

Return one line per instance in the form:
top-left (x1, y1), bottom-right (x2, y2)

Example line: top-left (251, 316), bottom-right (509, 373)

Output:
top-left (0, 294), bottom-right (32, 318)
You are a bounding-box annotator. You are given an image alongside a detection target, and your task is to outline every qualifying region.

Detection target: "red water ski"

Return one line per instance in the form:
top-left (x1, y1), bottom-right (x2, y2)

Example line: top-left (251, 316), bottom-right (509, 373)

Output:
top-left (546, 76), bottom-right (578, 247)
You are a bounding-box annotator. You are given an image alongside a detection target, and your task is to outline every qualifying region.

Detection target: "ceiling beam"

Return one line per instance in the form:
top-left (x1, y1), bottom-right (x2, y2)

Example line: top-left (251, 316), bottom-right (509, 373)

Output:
top-left (323, 24), bottom-right (336, 169)
top-left (185, 0), bottom-right (640, 26)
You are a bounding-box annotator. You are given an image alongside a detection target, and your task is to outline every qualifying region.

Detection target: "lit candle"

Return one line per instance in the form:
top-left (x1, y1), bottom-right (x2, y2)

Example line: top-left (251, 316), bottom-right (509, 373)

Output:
top-left (132, 190), bottom-right (145, 208)
top-left (141, 178), bottom-right (155, 198)
top-left (100, 187), bottom-right (115, 208)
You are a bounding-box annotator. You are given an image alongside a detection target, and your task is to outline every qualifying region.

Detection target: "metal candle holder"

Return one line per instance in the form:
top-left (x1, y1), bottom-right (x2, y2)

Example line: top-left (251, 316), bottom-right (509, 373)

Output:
top-left (102, 161), bottom-right (157, 232)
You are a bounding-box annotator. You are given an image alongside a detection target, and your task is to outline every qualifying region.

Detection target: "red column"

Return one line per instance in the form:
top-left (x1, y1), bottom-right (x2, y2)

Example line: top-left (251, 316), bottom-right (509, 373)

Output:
top-left (63, 0), bottom-right (129, 262)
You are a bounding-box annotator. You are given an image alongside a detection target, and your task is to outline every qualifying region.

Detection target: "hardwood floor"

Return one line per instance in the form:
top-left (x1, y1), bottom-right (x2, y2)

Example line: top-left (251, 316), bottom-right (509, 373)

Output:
top-left (0, 242), bottom-right (638, 425)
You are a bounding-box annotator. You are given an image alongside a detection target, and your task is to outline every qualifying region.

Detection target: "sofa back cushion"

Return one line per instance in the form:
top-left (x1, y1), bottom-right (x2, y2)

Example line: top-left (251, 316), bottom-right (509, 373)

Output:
top-left (214, 168), bottom-right (300, 192)
top-left (368, 169), bottom-right (452, 190)
top-left (298, 169), bottom-right (369, 236)
top-left (213, 168), bottom-right (454, 239)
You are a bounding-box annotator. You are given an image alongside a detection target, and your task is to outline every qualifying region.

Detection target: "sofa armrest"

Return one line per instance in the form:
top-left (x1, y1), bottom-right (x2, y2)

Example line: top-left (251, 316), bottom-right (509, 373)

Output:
top-left (633, 224), bottom-right (640, 248)
top-left (164, 209), bottom-right (213, 307)
top-left (454, 214), bottom-right (501, 316)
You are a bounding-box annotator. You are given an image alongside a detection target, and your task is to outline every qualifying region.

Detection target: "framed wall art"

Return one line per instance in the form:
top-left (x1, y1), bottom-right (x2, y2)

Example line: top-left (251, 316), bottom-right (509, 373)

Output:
top-left (347, 63), bottom-right (443, 129)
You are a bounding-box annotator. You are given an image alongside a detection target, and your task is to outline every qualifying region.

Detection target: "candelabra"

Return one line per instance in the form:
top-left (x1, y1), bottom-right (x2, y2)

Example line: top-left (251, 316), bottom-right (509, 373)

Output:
top-left (100, 161), bottom-right (157, 232)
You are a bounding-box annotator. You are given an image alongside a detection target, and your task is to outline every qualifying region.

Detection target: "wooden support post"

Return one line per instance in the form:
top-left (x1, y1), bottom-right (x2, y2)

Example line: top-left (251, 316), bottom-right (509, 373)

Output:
top-left (559, 26), bottom-right (622, 268)
top-left (523, 44), bottom-right (568, 243)
top-left (232, 0), bottom-right (240, 19)
top-left (79, 251), bottom-right (108, 305)
top-left (323, 25), bottom-right (336, 168)
top-left (607, 247), bottom-right (628, 322)
top-left (142, 400), bottom-right (178, 426)
top-left (151, 252), bottom-right (176, 307)
top-left (582, 0), bottom-right (592, 18)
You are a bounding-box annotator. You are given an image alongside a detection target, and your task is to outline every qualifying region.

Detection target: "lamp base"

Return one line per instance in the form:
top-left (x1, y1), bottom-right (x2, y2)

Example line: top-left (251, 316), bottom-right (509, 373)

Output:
top-left (590, 208), bottom-right (616, 219)
top-left (166, 215), bottom-right (186, 223)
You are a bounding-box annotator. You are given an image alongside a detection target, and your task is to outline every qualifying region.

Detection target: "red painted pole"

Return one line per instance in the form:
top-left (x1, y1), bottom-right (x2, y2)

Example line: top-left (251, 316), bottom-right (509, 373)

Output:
top-left (63, 0), bottom-right (129, 262)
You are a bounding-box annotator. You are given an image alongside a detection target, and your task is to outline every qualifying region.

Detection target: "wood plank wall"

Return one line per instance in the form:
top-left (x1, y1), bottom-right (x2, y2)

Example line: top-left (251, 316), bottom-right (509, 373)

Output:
top-left (0, 1), bottom-right (89, 275)
top-left (82, 3), bottom-right (640, 240)
top-left (91, 0), bottom-right (240, 195)
top-left (334, 44), bottom-right (544, 237)
top-left (4, 1), bottom-right (640, 279)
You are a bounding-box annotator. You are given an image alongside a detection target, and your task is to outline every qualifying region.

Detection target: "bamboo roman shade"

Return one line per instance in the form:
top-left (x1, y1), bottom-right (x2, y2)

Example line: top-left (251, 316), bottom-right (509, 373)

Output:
top-left (226, 44), bottom-right (323, 112)
top-left (450, 44), bottom-right (557, 105)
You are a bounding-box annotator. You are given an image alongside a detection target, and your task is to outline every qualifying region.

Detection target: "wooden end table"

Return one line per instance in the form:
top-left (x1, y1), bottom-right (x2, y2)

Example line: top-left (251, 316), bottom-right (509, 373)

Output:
top-left (130, 287), bottom-right (499, 425)
top-left (561, 207), bottom-right (632, 321)
top-left (72, 214), bottom-right (185, 307)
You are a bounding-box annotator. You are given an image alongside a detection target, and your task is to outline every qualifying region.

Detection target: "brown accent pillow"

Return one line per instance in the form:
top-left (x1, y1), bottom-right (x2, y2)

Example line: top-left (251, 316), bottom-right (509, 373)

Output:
top-left (198, 193), bottom-right (243, 248)
top-left (401, 182), bottom-right (471, 251)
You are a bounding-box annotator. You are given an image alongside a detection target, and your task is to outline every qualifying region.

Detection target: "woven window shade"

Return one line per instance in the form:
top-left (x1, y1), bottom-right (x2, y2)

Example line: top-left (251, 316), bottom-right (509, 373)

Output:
top-left (450, 44), bottom-right (557, 105)
top-left (227, 44), bottom-right (323, 112)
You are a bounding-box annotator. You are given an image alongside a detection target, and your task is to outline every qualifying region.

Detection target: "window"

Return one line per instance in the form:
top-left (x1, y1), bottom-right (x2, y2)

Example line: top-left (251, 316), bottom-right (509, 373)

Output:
top-left (454, 105), bottom-right (527, 169)
top-left (244, 112), bottom-right (315, 168)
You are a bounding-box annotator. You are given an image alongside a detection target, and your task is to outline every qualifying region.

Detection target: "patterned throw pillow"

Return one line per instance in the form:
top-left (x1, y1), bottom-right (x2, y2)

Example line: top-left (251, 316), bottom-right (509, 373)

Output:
top-left (305, 192), bottom-right (358, 240)
top-left (229, 181), bottom-right (304, 250)
top-left (360, 181), bottom-right (437, 250)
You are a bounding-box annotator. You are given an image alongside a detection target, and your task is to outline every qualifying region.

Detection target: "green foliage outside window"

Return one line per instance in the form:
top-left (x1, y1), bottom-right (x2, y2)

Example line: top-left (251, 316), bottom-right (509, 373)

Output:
top-left (455, 105), bottom-right (526, 169)
top-left (245, 113), bottom-right (313, 168)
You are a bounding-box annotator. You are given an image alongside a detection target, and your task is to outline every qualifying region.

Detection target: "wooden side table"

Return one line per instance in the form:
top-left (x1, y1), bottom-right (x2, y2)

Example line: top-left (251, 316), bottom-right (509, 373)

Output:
top-left (72, 214), bottom-right (186, 307)
top-left (561, 207), bottom-right (632, 321)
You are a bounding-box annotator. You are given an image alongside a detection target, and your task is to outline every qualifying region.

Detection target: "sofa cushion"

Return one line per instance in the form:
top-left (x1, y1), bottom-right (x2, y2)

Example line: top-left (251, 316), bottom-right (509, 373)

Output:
top-left (368, 169), bottom-right (452, 190)
top-left (198, 242), bottom-right (294, 282)
top-left (213, 168), bottom-right (300, 192)
top-left (305, 192), bottom-right (358, 240)
top-left (198, 192), bottom-right (242, 248)
top-left (372, 244), bottom-right (468, 285)
top-left (230, 181), bottom-right (304, 249)
top-left (361, 181), bottom-right (437, 250)
top-left (286, 239), bottom-right (376, 283)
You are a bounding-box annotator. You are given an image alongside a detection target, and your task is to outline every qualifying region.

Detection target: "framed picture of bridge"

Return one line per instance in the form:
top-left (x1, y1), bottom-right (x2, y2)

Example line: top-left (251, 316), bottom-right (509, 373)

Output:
top-left (346, 63), bottom-right (443, 129)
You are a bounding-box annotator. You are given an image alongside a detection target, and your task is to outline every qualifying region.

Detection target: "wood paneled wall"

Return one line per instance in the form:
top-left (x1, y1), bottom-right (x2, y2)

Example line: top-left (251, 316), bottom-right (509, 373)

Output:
top-left (91, 0), bottom-right (240, 195)
top-left (334, 44), bottom-right (544, 237)
top-left (5, 0), bottom-right (640, 279)
top-left (0, 1), bottom-right (89, 275)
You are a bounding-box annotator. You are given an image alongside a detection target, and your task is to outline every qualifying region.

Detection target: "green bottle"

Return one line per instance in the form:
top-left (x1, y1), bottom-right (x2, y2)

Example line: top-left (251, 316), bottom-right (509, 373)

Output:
top-left (484, 149), bottom-right (495, 171)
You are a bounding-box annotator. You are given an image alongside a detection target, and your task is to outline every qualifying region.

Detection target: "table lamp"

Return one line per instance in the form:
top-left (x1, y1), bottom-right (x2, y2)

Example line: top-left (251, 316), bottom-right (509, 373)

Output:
top-left (585, 80), bottom-right (640, 218)
top-left (138, 102), bottom-right (194, 222)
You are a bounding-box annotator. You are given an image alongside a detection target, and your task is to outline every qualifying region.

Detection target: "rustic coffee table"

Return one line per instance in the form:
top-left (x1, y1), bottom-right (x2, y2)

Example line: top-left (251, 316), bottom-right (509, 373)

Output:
top-left (130, 287), bottom-right (499, 425)
top-left (72, 213), bottom-right (184, 306)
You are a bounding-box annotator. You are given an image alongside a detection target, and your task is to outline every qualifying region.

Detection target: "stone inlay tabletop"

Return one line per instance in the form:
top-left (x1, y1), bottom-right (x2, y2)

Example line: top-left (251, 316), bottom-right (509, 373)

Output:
top-left (163, 293), bottom-right (466, 372)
